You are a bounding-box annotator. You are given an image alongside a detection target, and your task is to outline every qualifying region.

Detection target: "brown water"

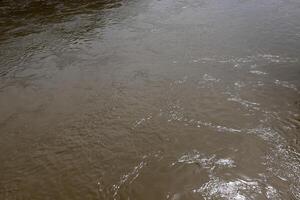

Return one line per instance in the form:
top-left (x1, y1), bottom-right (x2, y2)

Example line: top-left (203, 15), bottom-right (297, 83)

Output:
top-left (1, 0), bottom-right (300, 199)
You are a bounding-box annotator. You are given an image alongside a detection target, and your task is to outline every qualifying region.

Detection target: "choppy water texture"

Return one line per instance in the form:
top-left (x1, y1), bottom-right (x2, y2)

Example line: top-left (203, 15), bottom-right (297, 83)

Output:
top-left (0, 0), bottom-right (300, 199)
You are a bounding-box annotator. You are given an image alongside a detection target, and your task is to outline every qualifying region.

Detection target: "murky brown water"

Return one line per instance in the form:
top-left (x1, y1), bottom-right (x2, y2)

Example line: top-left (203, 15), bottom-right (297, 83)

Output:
top-left (1, 0), bottom-right (300, 199)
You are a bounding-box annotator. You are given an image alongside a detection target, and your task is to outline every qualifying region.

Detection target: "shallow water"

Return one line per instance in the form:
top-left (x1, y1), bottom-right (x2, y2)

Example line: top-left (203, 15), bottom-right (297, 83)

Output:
top-left (0, 0), bottom-right (300, 199)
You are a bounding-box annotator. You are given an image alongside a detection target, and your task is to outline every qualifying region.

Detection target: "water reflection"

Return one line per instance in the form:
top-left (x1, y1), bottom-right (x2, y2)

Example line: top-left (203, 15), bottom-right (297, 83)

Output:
top-left (0, 0), bottom-right (123, 39)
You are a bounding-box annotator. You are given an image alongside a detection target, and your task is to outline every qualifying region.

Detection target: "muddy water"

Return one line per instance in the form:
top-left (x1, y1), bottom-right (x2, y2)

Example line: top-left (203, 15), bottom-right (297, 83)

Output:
top-left (0, 0), bottom-right (300, 199)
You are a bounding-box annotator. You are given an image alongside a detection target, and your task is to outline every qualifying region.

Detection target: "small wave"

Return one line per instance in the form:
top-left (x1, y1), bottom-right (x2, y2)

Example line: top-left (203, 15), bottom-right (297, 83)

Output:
top-left (132, 114), bottom-right (153, 129)
top-left (112, 159), bottom-right (147, 199)
top-left (249, 70), bottom-right (267, 75)
top-left (227, 96), bottom-right (260, 111)
top-left (194, 177), bottom-right (261, 200)
top-left (174, 76), bottom-right (188, 84)
top-left (266, 185), bottom-right (280, 199)
top-left (274, 80), bottom-right (298, 91)
top-left (190, 57), bottom-right (217, 64)
top-left (198, 74), bottom-right (220, 88)
top-left (258, 54), bottom-right (298, 63)
top-left (172, 150), bottom-right (283, 200)
top-left (161, 101), bottom-right (241, 133)
top-left (190, 54), bottom-right (298, 69)
top-left (173, 150), bottom-right (236, 169)
top-left (202, 74), bottom-right (220, 82)
top-left (234, 81), bottom-right (246, 88)
top-left (247, 126), bottom-right (281, 143)
top-left (246, 125), bottom-right (300, 199)
top-left (265, 144), bottom-right (300, 200)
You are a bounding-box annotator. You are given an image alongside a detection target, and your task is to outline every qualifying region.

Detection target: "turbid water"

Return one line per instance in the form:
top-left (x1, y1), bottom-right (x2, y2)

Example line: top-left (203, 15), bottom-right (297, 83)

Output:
top-left (0, 0), bottom-right (300, 199)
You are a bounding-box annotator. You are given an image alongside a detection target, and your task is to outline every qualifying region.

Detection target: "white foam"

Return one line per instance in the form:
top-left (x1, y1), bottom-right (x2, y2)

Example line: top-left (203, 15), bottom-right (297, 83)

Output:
top-left (266, 185), bottom-right (280, 199)
top-left (175, 151), bottom-right (236, 169)
top-left (194, 177), bottom-right (260, 200)
top-left (112, 160), bottom-right (146, 199)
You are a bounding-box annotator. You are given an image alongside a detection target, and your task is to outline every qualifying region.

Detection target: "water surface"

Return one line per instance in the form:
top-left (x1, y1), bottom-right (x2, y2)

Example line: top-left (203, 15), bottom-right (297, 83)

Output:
top-left (0, 0), bottom-right (300, 199)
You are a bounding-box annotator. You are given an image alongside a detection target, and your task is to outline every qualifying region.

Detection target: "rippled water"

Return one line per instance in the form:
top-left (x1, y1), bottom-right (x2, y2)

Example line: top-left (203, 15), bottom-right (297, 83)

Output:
top-left (0, 0), bottom-right (300, 199)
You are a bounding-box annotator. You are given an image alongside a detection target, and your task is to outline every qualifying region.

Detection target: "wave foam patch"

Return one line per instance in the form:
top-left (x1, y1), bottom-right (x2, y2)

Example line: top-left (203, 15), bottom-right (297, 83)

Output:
top-left (194, 177), bottom-right (261, 200)
top-left (198, 74), bottom-right (220, 88)
top-left (246, 126), bottom-right (300, 199)
top-left (258, 54), bottom-right (298, 63)
top-left (227, 96), bottom-right (260, 111)
top-left (112, 160), bottom-right (147, 199)
top-left (173, 150), bottom-right (236, 169)
top-left (275, 80), bottom-right (298, 91)
top-left (171, 149), bottom-right (284, 199)
top-left (202, 74), bottom-right (220, 82)
top-left (190, 54), bottom-right (298, 70)
top-left (250, 70), bottom-right (268, 75)
top-left (246, 126), bottom-right (282, 143)
top-left (132, 114), bottom-right (153, 129)
top-left (265, 144), bottom-right (300, 199)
